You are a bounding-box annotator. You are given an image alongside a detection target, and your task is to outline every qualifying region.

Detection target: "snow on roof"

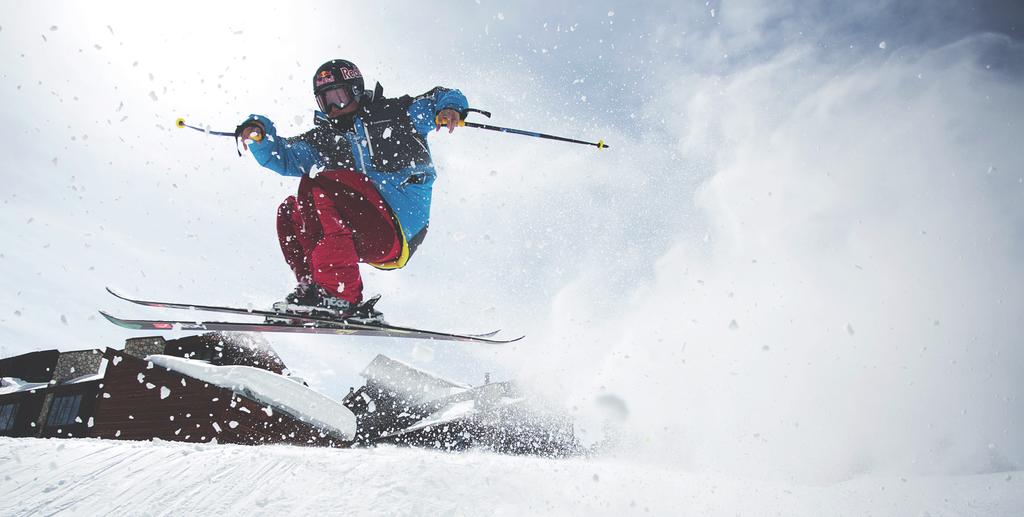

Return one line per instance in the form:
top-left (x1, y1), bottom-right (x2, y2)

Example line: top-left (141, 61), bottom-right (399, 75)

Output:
top-left (146, 355), bottom-right (355, 440)
top-left (65, 373), bottom-right (105, 384)
top-left (361, 354), bottom-right (471, 404)
top-left (0, 377), bottom-right (50, 395)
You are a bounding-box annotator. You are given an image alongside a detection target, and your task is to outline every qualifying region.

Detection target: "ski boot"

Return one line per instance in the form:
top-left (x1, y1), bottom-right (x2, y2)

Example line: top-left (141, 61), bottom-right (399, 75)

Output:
top-left (267, 284), bottom-right (385, 325)
top-left (268, 283), bottom-right (353, 323)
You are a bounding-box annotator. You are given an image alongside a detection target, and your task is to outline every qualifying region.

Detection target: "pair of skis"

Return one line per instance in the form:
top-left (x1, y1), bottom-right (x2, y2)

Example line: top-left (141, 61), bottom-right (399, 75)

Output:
top-left (100, 288), bottom-right (522, 344)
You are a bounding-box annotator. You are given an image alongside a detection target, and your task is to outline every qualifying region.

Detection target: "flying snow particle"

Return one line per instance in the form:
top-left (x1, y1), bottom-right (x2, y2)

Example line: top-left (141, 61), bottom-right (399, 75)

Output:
top-left (879, 41), bottom-right (887, 49)
top-left (212, 422), bottom-right (222, 433)
top-left (728, 319), bottom-right (740, 331)
top-left (846, 324), bottom-right (855, 336)
top-left (145, 382), bottom-right (155, 390)
top-left (60, 314), bottom-right (68, 325)
top-left (607, 10), bottom-right (615, 16)
top-left (412, 344), bottom-right (435, 362)
top-left (160, 386), bottom-right (171, 399)
top-left (595, 394), bottom-right (629, 421)
top-left (87, 417), bottom-right (94, 428)
top-left (149, 91), bottom-right (158, 101)
top-left (228, 421), bottom-right (239, 429)
top-left (50, 26), bottom-right (58, 31)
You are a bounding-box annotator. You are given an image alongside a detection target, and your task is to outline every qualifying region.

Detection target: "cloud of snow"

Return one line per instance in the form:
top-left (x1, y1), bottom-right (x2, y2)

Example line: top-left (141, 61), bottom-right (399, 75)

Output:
top-left (506, 6), bottom-right (1024, 482)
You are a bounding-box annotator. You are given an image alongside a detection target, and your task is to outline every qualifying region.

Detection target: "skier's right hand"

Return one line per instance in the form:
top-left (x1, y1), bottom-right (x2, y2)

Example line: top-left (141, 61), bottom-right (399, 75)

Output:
top-left (237, 115), bottom-right (276, 152)
top-left (237, 121), bottom-right (265, 142)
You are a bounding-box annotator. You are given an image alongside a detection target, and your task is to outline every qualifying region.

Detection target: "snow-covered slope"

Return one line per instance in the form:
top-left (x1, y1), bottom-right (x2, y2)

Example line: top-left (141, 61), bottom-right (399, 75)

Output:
top-left (1, 438), bottom-right (1021, 517)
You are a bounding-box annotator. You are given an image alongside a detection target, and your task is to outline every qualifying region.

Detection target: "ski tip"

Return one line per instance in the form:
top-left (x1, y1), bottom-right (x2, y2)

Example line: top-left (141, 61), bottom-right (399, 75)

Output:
top-left (98, 310), bottom-right (135, 329)
top-left (473, 334), bottom-right (525, 344)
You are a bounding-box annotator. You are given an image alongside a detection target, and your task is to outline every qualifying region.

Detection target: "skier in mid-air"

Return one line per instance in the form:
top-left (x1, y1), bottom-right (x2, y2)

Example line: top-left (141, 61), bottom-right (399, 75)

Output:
top-left (234, 59), bottom-right (468, 323)
top-left (104, 58), bottom-right (603, 341)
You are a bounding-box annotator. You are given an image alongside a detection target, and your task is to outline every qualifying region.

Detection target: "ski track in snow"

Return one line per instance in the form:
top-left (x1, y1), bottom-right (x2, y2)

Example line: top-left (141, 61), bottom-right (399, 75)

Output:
top-left (1, 438), bottom-right (1022, 516)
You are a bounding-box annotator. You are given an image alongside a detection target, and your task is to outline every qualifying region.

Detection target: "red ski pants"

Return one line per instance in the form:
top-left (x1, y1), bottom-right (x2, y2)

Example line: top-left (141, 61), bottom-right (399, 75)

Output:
top-left (276, 170), bottom-right (401, 304)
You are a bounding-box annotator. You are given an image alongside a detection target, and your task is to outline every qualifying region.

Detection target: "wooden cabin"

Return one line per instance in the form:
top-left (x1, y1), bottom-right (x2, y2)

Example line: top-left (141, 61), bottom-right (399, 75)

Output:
top-left (0, 333), bottom-right (353, 447)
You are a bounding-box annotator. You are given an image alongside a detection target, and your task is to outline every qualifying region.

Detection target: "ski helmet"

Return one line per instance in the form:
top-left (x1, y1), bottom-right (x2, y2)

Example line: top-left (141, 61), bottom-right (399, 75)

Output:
top-left (313, 59), bottom-right (365, 112)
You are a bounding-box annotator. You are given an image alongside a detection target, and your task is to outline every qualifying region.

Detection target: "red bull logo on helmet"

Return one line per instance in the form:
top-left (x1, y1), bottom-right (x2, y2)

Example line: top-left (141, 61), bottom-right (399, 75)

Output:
top-left (315, 70), bottom-right (336, 87)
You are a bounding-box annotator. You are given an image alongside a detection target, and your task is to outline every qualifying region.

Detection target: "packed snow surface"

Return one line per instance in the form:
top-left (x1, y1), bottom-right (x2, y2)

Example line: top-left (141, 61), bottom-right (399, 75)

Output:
top-left (146, 355), bottom-right (355, 439)
top-left (1, 437), bottom-right (1021, 516)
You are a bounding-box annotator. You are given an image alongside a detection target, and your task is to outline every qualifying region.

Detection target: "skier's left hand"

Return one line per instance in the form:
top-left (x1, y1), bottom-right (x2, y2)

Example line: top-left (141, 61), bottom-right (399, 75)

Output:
top-left (435, 108), bottom-right (461, 133)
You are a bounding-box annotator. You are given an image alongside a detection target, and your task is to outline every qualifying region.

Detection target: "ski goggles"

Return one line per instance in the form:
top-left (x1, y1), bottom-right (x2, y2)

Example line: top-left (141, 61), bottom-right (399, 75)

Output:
top-left (316, 86), bottom-right (353, 113)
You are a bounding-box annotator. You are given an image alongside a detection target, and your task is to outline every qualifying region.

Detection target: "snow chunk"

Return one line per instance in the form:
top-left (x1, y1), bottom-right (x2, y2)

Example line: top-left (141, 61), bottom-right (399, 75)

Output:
top-left (160, 386), bottom-right (171, 400)
top-left (146, 355), bottom-right (354, 439)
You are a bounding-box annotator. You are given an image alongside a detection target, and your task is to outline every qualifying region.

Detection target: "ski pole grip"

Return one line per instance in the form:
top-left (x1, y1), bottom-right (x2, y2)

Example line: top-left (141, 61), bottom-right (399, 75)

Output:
top-left (434, 115), bottom-right (466, 127)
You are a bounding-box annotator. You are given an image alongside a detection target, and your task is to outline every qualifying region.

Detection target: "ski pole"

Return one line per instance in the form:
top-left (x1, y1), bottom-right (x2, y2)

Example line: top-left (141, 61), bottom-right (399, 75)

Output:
top-left (437, 111), bottom-right (609, 150)
top-left (175, 117), bottom-right (263, 156)
top-left (174, 117), bottom-right (238, 138)
top-left (175, 117), bottom-right (266, 142)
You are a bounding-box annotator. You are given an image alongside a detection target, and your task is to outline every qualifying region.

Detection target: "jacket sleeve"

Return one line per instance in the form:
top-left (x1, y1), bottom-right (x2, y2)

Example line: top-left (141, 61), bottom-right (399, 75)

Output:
top-left (406, 87), bottom-right (469, 136)
top-left (242, 114), bottom-right (321, 178)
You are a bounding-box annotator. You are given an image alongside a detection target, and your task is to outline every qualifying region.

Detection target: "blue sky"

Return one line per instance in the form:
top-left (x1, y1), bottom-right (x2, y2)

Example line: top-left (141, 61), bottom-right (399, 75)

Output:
top-left (1, 1), bottom-right (1022, 481)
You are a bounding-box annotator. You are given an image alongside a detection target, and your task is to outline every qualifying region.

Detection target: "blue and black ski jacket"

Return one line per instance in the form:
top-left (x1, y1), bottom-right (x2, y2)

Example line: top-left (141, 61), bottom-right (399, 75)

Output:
top-left (244, 82), bottom-right (468, 269)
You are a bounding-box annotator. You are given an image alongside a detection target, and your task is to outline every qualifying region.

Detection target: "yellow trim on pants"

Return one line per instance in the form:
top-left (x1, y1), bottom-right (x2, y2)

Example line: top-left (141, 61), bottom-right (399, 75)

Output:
top-left (368, 217), bottom-right (410, 271)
